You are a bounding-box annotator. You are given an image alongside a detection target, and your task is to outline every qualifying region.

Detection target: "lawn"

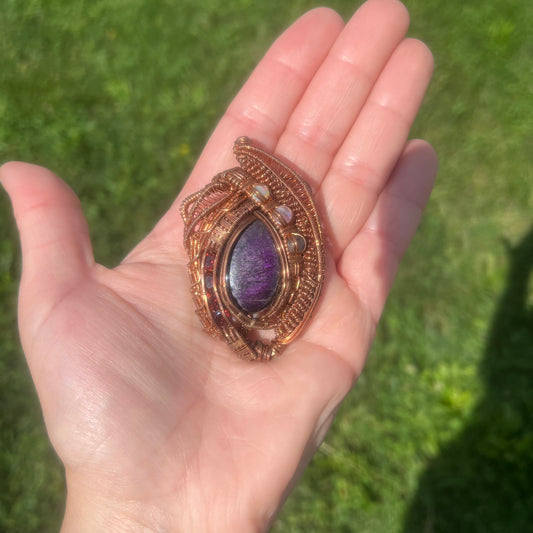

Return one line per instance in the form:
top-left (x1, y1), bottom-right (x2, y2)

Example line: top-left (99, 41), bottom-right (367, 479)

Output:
top-left (1, 0), bottom-right (531, 531)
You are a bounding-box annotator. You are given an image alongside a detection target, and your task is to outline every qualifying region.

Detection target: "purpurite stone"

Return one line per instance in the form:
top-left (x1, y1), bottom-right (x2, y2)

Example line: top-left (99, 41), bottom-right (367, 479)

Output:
top-left (228, 219), bottom-right (280, 314)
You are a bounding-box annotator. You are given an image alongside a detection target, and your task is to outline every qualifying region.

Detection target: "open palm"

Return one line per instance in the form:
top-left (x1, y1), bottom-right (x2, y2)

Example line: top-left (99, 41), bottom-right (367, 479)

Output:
top-left (1, 1), bottom-right (437, 531)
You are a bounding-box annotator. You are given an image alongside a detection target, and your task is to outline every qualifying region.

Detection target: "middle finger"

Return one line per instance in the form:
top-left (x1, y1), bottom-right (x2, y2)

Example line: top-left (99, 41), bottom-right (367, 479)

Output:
top-left (274, 0), bottom-right (410, 187)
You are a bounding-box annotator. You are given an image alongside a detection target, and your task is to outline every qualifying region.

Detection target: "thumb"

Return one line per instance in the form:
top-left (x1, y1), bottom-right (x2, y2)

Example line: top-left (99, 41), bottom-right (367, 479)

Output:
top-left (1, 162), bottom-right (94, 346)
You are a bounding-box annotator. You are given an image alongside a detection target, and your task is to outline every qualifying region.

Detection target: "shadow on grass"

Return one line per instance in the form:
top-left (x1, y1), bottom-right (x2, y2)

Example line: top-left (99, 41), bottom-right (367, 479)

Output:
top-left (402, 226), bottom-right (533, 532)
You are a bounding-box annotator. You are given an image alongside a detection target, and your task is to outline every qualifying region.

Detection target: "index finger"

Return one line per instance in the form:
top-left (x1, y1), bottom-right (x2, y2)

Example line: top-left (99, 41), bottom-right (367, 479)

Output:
top-left (146, 8), bottom-right (344, 249)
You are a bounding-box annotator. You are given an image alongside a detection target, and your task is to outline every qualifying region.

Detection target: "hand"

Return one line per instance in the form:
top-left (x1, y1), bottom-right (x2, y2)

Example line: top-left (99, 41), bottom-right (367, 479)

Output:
top-left (1, 1), bottom-right (437, 531)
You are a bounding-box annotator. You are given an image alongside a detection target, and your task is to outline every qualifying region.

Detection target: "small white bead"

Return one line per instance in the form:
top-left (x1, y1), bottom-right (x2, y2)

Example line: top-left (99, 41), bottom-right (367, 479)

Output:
top-left (251, 184), bottom-right (271, 202)
top-left (275, 205), bottom-right (293, 224)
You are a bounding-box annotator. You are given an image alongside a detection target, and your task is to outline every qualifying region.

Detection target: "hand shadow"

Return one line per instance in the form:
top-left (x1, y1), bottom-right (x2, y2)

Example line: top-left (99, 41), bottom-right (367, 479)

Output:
top-left (402, 226), bottom-right (533, 533)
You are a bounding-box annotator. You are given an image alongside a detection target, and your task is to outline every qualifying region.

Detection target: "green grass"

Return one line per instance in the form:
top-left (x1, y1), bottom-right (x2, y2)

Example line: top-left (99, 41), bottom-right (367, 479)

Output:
top-left (0, 0), bottom-right (531, 531)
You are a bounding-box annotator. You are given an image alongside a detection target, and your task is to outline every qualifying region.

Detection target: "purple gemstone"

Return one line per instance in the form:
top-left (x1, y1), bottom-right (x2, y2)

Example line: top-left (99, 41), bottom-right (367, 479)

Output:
top-left (228, 219), bottom-right (280, 314)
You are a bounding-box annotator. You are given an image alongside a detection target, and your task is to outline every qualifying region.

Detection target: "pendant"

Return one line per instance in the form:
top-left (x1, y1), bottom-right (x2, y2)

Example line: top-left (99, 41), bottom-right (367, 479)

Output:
top-left (181, 137), bottom-right (326, 361)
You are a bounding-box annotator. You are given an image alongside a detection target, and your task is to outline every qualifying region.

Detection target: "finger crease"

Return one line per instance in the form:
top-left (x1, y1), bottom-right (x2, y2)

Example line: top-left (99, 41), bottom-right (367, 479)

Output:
top-left (385, 187), bottom-right (427, 214)
top-left (226, 104), bottom-right (282, 140)
top-left (366, 98), bottom-right (412, 130)
top-left (283, 123), bottom-right (342, 161)
top-left (334, 54), bottom-right (375, 89)
top-left (268, 54), bottom-right (311, 87)
top-left (361, 224), bottom-right (405, 266)
top-left (328, 159), bottom-right (383, 195)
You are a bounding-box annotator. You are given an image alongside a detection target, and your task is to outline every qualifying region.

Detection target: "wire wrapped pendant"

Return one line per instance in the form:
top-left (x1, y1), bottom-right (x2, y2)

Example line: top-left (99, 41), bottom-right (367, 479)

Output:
top-left (181, 137), bottom-right (326, 361)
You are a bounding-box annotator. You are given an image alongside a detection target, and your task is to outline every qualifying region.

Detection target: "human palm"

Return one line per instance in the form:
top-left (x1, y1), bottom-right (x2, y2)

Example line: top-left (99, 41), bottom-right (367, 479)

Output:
top-left (2, 1), bottom-right (437, 531)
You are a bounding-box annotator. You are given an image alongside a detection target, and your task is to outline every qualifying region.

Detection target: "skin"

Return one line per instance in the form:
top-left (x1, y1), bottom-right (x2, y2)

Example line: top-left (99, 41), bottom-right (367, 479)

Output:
top-left (1, 0), bottom-right (437, 531)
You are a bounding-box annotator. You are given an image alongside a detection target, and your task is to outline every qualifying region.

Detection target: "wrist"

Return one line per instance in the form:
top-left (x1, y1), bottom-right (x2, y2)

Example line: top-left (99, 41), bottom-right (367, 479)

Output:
top-left (61, 474), bottom-right (170, 533)
top-left (61, 475), bottom-right (271, 533)
top-left (61, 469), bottom-right (270, 533)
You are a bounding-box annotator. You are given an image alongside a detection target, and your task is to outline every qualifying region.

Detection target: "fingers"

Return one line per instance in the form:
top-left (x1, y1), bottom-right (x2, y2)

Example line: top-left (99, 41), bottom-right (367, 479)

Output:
top-left (0, 162), bottom-right (94, 338)
top-left (182, 8), bottom-right (343, 196)
top-left (135, 0), bottom-right (414, 261)
top-left (136, 0), bottom-right (434, 276)
top-left (320, 37), bottom-right (434, 259)
top-left (275, 0), bottom-right (410, 186)
top-left (145, 8), bottom-right (344, 249)
top-left (273, 140), bottom-right (436, 417)
top-left (290, 140), bottom-right (436, 385)
top-left (338, 139), bottom-right (438, 324)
